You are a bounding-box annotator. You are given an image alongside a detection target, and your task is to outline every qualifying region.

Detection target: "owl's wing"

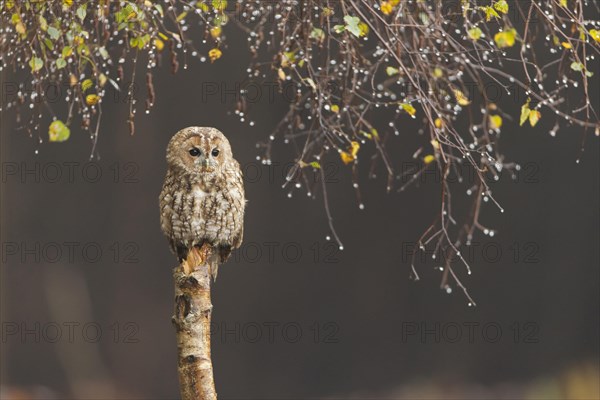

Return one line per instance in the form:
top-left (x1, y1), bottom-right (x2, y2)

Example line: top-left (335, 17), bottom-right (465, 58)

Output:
top-left (217, 224), bottom-right (243, 264)
top-left (233, 223), bottom-right (243, 250)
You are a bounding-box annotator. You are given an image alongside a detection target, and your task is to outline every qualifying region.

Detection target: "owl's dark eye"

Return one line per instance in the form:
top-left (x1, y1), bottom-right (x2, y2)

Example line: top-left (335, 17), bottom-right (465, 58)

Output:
top-left (211, 148), bottom-right (220, 157)
top-left (189, 148), bottom-right (201, 157)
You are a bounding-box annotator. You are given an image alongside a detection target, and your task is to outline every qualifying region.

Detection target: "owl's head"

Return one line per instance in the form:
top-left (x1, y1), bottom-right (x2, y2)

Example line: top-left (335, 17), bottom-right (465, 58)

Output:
top-left (166, 127), bottom-right (235, 180)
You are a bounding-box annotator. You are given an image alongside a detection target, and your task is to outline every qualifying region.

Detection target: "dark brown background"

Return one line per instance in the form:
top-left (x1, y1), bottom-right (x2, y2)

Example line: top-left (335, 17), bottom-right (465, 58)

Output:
top-left (1, 15), bottom-right (599, 399)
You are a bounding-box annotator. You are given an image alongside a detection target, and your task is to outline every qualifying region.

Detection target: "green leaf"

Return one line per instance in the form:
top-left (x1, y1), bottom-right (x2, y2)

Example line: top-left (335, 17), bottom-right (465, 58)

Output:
top-left (29, 56), bottom-right (43, 72)
top-left (76, 4), bottom-right (87, 22)
top-left (467, 27), bottom-right (482, 40)
top-left (99, 46), bottom-right (109, 60)
top-left (520, 101), bottom-right (531, 126)
top-left (333, 25), bottom-right (345, 34)
top-left (48, 120), bottom-right (71, 142)
top-left (76, 44), bottom-right (90, 56)
top-left (310, 27), bottom-right (325, 42)
top-left (386, 66), bottom-right (399, 76)
top-left (55, 57), bottom-right (67, 69)
top-left (47, 26), bottom-right (60, 40)
top-left (43, 38), bottom-right (53, 50)
top-left (62, 45), bottom-right (73, 58)
top-left (570, 61), bottom-right (584, 71)
top-left (138, 34), bottom-right (151, 49)
top-left (39, 15), bottom-right (48, 31)
top-left (309, 161), bottom-right (321, 169)
top-left (344, 16), bottom-right (362, 38)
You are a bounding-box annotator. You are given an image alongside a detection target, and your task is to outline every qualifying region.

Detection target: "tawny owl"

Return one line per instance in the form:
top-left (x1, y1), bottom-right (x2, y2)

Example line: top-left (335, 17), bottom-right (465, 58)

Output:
top-left (159, 127), bottom-right (245, 279)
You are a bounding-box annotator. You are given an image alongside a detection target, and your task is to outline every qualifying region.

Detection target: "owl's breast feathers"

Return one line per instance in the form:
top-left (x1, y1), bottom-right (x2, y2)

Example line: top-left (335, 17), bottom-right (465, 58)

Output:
top-left (159, 168), bottom-right (245, 260)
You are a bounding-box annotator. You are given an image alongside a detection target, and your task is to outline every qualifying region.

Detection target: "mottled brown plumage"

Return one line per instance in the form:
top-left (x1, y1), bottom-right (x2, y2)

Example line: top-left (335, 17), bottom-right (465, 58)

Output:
top-left (159, 127), bottom-right (245, 279)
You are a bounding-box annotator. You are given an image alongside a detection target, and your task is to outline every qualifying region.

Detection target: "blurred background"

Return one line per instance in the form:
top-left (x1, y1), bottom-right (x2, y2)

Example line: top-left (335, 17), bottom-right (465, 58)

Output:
top-left (1, 19), bottom-right (599, 400)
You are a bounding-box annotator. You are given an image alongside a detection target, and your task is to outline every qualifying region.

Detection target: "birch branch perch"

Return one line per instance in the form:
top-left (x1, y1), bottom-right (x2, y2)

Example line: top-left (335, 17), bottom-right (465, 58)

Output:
top-left (172, 243), bottom-right (217, 400)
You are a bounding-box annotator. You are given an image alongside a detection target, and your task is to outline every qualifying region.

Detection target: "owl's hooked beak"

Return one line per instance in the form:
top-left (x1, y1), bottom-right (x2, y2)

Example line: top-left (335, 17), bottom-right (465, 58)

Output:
top-left (200, 157), bottom-right (216, 172)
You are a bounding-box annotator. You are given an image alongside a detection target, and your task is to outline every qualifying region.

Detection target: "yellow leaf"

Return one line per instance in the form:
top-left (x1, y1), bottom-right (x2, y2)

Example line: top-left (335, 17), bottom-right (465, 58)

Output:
top-left (520, 101), bottom-right (531, 126)
top-left (589, 29), bottom-right (600, 43)
top-left (15, 21), bottom-right (25, 35)
top-left (370, 128), bottom-right (379, 140)
top-left (380, 1), bottom-right (393, 15)
top-left (358, 22), bottom-right (369, 37)
top-left (433, 68), bottom-right (443, 78)
top-left (401, 103), bottom-right (417, 117)
top-left (559, 0), bottom-right (568, 7)
top-left (81, 79), bottom-right (93, 92)
top-left (212, 0), bottom-right (227, 11)
top-left (552, 35), bottom-right (560, 46)
top-left (494, 0), bottom-right (509, 14)
top-left (489, 115), bottom-right (503, 129)
top-left (340, 141), bottom-right (360, 165)
top-left (208, 48), bottom-right (222, 62)
top-left (386, 66), bottom-right (399, 76)
top-left (322, 7), bottom-right (333, 17)
top-left (430, 139), bottom-right (440, 150)
top-left (85, 94), bottom-right (100, 106)
top-left (154, 38), bottom-right (165, 51)
top-left (483, 6), bottom-right (500, 21)
top-left (340, 152), bottom-right (354, 164)
top-left (210, 26), bottom-right (222, 39)
top-left (281, 51), bottom-right (296, 67)
top-left (423, 155), bottom-right (435, 164)
top-left (494, 28), bottom-right (517, 48)
top-left (529, 110), bottom-right (541, 127)
top-left (176, 11), bottom-right (188, 22)
top-left (49, 120), bottom-right (70, 142)
top-left (277, 68), bottom-right (286, 80)
top-left (561, 41), bottom-right (572, 49)
top-left (349, 141), bottom-right (360, 156)
top-left (330, 104), bottom-right (340, 113)
top-left (453, 88), bottom-right (471, 106)
top-left (434, 118), bottom-right (443, 128)
top-left (98, 73), bottom-right (107, 87)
